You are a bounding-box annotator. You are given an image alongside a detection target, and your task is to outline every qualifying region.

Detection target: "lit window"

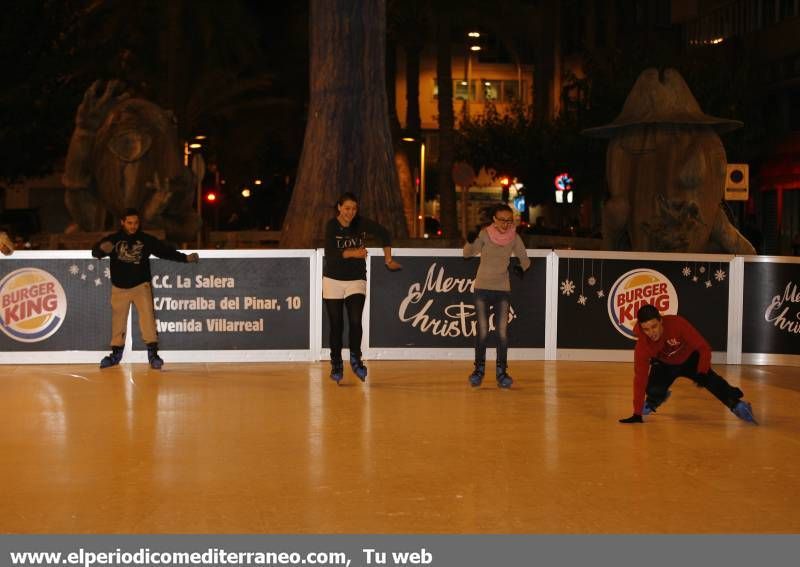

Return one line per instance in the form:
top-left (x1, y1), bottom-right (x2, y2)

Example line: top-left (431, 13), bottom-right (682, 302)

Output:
top-left (482, 80), bottom-right (499, 101)
top-left (435, 78), bottom-right (475, 101)
top-left (454, 81), bottom-right (468, 101)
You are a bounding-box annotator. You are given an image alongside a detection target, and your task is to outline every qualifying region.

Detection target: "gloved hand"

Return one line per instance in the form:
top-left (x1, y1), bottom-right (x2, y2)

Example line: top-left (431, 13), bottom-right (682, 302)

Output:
top-left (619, 414), bottom-right (643, 424)
top-left (186, 252), bottom-right (199, 263)
top-left (512, 265), bottom-right (525, 279)
top-left (466, 231), bottom-right (478, 244)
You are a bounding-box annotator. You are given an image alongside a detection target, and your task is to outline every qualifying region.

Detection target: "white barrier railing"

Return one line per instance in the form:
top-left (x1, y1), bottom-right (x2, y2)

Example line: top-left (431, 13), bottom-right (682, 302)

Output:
top-left (1, 249), bottom-right (798, 366)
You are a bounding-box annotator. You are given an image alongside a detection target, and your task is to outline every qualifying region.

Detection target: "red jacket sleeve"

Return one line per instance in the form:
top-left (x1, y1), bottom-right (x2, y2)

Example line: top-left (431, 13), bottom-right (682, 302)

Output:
top-left (678, 317), bottom-right (712, 374)
top-left (632, 339), bottom-right (650, 415)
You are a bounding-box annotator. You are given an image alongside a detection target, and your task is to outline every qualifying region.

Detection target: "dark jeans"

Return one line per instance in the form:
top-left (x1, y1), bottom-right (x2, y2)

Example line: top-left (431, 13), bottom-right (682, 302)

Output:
top-left (646, 351), bottom-right (743, 409)
top-left (474, 289), bottom-right (511, 366)
top-left (325, 294), bottom-right (366, 362)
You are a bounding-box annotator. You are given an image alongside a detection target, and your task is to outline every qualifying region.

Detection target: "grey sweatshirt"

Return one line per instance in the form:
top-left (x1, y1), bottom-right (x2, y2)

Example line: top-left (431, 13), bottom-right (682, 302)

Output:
top-left (463, 229), bottom-right (531, 291)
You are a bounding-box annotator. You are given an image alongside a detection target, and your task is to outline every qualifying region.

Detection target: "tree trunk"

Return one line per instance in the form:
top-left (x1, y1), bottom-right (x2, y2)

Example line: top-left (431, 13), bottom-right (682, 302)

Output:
top-left (389, 38), bottom-right (416, 233)
top-left (535, 0), bottom-right (560, 125)
top-left (436, 10), bottom-right (457, 238)
top-left (405, 42), bottom-right (422, 138)
top-left (394, 148), bottom-right (416, 234)
top-left (395, 40), bottom-right (423, 235)
top-left (164, 0), bottom-right (188, 137)
top-left (281, 0), bottom-right (408, 248)
top-left (386, 38), bottom-right (402, 138)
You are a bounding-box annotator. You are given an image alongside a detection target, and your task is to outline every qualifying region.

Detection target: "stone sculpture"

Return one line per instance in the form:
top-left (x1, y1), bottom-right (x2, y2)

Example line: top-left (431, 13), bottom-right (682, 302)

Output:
top-left (584, 68), bottom-right (755, 254)
top-left (62, 81), bottom-right (199, 242)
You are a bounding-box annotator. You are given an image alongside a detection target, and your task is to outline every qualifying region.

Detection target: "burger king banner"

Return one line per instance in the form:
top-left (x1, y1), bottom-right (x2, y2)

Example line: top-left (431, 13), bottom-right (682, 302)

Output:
top-left (0, 258), bottom-right (110, 351)
top-left (557, 255), bottom-right (729, 351)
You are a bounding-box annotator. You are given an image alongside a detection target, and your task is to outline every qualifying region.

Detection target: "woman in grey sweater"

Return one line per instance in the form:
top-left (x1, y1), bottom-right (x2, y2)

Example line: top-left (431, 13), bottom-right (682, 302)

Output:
top-left (463, 204), bottom-right (531, 388)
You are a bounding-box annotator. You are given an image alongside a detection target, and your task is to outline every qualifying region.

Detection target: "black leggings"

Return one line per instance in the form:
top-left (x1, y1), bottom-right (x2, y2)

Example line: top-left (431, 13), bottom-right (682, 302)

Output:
top-left (646, 351), bottom-right (744, 409)
top-left (325, 294), bottom-right (366, 362)
top-left (474, 289), bottom-right (511, 366)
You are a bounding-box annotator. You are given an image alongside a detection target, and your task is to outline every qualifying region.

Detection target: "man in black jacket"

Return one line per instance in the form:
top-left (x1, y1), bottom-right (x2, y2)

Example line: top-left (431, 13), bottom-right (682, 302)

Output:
top-left (92, 208), bottom-right (199, 369)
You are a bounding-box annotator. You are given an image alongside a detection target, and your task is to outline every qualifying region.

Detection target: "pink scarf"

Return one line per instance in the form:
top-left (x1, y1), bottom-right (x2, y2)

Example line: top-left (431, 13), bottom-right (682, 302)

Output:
top-left (486, 225), bottom-right (516, 246)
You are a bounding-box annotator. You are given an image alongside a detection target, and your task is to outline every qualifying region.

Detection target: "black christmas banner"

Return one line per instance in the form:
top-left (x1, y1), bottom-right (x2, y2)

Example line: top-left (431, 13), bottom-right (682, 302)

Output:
top-left (557, 256), bottom-right (730, 350)
top-left (368, 254), bottom-right (546, 349)
top-left (742, 260), bottom-right (800, 355)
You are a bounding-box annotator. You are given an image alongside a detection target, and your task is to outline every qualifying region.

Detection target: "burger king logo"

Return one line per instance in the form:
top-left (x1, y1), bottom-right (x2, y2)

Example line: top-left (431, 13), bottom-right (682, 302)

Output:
top-left (608, 269), bottom-right (678, 339)
top-left (0, 268), bottom-right (67, 342)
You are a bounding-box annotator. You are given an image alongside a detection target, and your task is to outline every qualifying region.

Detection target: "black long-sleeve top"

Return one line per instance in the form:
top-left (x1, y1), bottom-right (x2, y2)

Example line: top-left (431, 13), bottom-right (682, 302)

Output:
top-left (323, 216), bottom-right (391, 281)
top-left (92, 229), bottom-right (189, 289)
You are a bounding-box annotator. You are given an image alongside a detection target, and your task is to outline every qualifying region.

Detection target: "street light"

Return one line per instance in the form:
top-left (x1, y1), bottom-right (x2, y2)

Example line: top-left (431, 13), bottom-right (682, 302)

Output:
top-left (464, 34), bottom-right (481, 117)
top-left (419, 141), bottom-right (426, 238)
top-left (191, 153), bottom-right (206, 248)
top-left (401, 137), bottom-right (426, 238)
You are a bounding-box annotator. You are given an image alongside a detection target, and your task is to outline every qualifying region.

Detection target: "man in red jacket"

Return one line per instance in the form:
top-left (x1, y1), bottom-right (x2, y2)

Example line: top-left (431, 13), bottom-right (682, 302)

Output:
top-left (619, 304), bottom-right (756, 424)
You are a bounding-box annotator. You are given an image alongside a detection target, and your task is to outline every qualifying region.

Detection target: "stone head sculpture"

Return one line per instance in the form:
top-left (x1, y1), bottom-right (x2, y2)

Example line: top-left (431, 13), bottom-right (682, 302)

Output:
top-left (584, 68), bottom-right (754, 254)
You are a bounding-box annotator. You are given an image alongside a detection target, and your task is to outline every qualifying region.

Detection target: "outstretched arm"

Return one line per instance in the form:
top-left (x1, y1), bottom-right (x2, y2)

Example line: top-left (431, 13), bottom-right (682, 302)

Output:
top-left (91, 235), bottom-right (115, 259)
top-left (147, 234), bottom-right (195, 263)
top-left (512, 235), bottom-right (531, 271)
top-left (463, 230), bottom-right (484, 257)
top-left (359, 217), bottom-right (401, 270)
top-left (620, 342), bottom-right (650, 424)
top-left (382, 247), bottom-right (402, 271)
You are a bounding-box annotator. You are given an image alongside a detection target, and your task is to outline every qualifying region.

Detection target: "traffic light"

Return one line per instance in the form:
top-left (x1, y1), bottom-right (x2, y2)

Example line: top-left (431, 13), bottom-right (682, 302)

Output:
top-left (205, 191), bottom-right (218, 203)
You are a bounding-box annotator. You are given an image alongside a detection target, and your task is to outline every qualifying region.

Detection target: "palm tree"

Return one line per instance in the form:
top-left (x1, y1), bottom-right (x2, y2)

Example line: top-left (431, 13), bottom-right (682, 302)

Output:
top-left (435, 6), bottom-right (458, 238)
top-left (388, 0), bottom-right (432, 234)
top-left (280, 0), bottom-right (408, 248)
top-left (388, 0), bottom-right (429, 140)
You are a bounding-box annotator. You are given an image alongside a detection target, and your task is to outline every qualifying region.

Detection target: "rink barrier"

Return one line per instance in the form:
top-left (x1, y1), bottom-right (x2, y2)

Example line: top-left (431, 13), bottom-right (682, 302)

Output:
top-left (1, 249), bottom-right (798, 365)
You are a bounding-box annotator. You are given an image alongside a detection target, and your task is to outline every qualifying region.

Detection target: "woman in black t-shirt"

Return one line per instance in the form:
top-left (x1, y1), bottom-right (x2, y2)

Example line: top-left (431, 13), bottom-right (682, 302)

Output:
top-left (323, 192), bottom-right (401, 384)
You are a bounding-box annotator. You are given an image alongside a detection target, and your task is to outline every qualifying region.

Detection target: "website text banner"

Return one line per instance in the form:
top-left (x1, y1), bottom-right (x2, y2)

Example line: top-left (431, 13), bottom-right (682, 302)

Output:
top-left (742, 258), bottom-right (800, 355)
top-left (368, 254), bottom-right (546, 348)
top-left (557, 256), bottom-right (730, 350)
top-left (130, 257), bottom-right (310, 350)
top-left (1, 534), bottom-right (795, 567)
top-left (0, 257), bottom-right (110, 351)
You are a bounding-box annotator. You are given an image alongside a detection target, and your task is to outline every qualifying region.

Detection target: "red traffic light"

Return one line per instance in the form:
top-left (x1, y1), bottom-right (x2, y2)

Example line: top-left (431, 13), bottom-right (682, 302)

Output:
top-left (205, 191), bottom-right (218, 203)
